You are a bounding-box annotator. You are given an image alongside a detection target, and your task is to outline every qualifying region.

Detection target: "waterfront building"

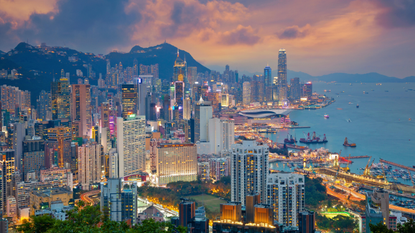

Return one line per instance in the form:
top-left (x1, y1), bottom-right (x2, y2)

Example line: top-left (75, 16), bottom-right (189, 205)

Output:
top-left (231, 140), bottom-right (269, 205)
top-left (251, 77), bottom-right (264, 103)
top-left (100, 178), bottom-right (138, 225)
top-left (51, 76), bottom-right (70, 120)
top-left (23, 138), bottom-right (45, 179)
top-left (243, 82), bottom-right (251, 105)
top-left (290, 78), bottom-right (301, 101)
top-left (71, 83), bottom-right (92, 137)
top-left (264, 65), bottom-right (273, 102)
top-left (198, 162), bottom-right (210, 182)
top-left (266, 172), bottom-right (305, 227)
top-left (155, 143), bottom-right (197, 185)
top-left (278, 49), bottom-right (288, 102)
top-left (78, 142), bottom-right (102, 190)
top-left (302, 82), bottom-right (312, 99)
top-left (209, 157), bottom-right (230, 181)
top-left (121, 84), bottom-right (138, 119)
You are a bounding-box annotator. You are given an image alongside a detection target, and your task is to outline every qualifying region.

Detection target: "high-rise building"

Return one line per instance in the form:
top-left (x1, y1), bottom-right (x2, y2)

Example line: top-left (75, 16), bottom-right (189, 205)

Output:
top-left (179, 200), bottom-right (195, 227)
top-left (231, 140), bottom-right (269, 205)
top-left (37, 90), bottom-right (50, 121)
top-left (78, 142), bottom-right (102, 190)
top-left (194, 99), bottom-right (212, 143)
top-left (208, 118), bottom-right (234, 154)
top-left (298, 210), bottom-right (315, 233)
top-left (302, 82), bottom-right (312, 99)
top-left (209, 157), bottom-right (230, 181)
top-left (173, 51), bottom-right (187, 83)
top-left (361, 188), bottom-right (393, 232)
top-left (278, 49), bottom-right (287, 102)
top-left (187, 67), bottom-right (197, 84)
top-left (100, 178), bottom-right (138, 225)
top-left (1, 85), bottom-right (31, 114)
top-left (133, 58), bottom-right (138, 76)
top-left (264, 65), bottom-right (273, 102)
top-left (71, 84), bottom-right (92, 137)
top-left (116, 115), bottom-right (145, 177)
top-left (290, 78), bottom-right (301, 101)
top-left (243, 82), bottom-right (251, 105)
top-left (173, 81), bottom-right (184, 120)
top-left (266, 172), bottom-right (305, 227)
top-left (46, 127), bottom-right (72, 168)
top-left (155, 143), bottom-right (197, 185)
top-left (0, 150), bottom-right (15, 200)
top-left (121, 84), bottom-right (138, 119)
top-left (198, 162), bottom-right (210, 182)
top-left (51, 76), bottom-right (70, 120)
top-left (100, 102), bottom-right (110, 129)
top-left (22, 138), bottom-right (45, 179)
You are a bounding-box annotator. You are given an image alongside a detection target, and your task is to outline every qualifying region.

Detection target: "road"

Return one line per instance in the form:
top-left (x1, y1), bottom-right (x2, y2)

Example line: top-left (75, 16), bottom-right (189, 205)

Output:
top-left (80, 190), bottom-right (100, 205)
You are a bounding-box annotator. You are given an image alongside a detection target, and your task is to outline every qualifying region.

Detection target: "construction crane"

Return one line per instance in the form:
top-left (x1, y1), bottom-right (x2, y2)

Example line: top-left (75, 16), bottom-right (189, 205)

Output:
top-left (363, 156), bottom-right (372, 177)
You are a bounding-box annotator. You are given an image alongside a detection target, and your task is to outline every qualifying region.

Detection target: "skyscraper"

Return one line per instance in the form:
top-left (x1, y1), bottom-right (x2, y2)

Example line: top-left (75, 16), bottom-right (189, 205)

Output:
top-left (264, 65), bottom-right (273, 102)
top-left (187, 67), bottom-right (197, 84)
top-left (278, 49), bottom-right (287, 102)
top-left (46, 127), bottom-right (72, 168)
top-left (266, 172), bottom-right (305, 227)
top-left (194, 99), bottom-right (212, 143)
top-left (78, 142), bottom-right (102, 190)
top-left (116, 115), bottom-right (145, 177)
top-left (51, 76), bottom-right (70, 120)
top-left (71, 83), bottom-right (92, 137)
top-left (173, 81), bottom-right (184, 120)
top-left (231, 140), bottom-right (269, 205)
top-left (37, 90), bottom-right (50, 121)
top-left (173, 50), bottom-right (187, 83)
top-left (243, 82), bottom-right (251, 105)
top-left (121, 84), bottom-right (138, 119)
top-left (290, 77), bottom-right (301, 101)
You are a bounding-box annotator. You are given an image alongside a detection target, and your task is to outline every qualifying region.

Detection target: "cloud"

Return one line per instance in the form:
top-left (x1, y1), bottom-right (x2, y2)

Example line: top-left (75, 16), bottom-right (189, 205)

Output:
top-left (220, 25), bottom-right (260, 45)
top-left (371, 0), bottom-right (415, 28)
top-left (277, 24), bottom-right (310, 39)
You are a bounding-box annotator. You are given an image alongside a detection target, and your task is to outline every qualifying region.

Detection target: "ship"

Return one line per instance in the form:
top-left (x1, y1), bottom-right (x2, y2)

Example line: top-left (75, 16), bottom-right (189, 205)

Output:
top-left (284, 134), bottom-right (297, 144)
top-left (356, 104), bottom-right (359, 108)
top-left (299, 132), bottom-right (328, 144)
top-left (343, 137), bottom-right (356, 147)
top-left (324, 114), bottom-right (329, 119)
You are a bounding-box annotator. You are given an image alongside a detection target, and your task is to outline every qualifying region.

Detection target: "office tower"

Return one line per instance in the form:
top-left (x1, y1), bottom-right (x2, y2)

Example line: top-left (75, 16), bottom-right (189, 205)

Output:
top-left (0, 159), bottom-right (5, 214)
top-left (302, 82), bottom-right (312, 98)
top-left (250, 78), bottom-right (264, 103)
top-left (78, 142), bottom-right (102, 190)
top-left (194, 99), bottom-right (212, 142)
top-left (37, 90), bottom-right (50, 121)
top-left (101, 102), bottom-right (110, 129)
top-left (264, 65), bottom-right (273, 102)
top-left (1, 85), bottom-right (30, 114)
top-left (0, 150), bottom-right (14, 199)
top-left (46, 127), bottom-right (72, 168)
top-left (208, 119), bottom-right (235, 154)
top-left (51, 76), bottom-right (70, 120)
top-left (173, 51), bottom-right (187, 83)
top-left (136, 78), bottom-right (147, 117)
top-left (121, 84), bottom-right (138, 119)
top-left (22, 138), bottom-right (45, 179)
top-left (272, 83), bottom-right (279, 102)
top-left (155, 143), bottom-right (197, 185)
top-left (278, 49), bottom-right (287, 101)
top-left (116, 115), bottom-right (145, 177)
top-left (362, 188), bottom-right (393, 232)
top-left (298, 210), bottom-right (315, 233)
top-left (290, 78), bottom-right (301, 101)
top-left (243, 82), bottom-right (251, 105)
top-left (71, 84), bottom-right (92, 137)
top-left (231, 140), bottom-right (269, 205)
top-left (179, 200), bottom-right (195, 227)
top-left (187, 67), bottom-right (197, 84)
top-left (207, 92), bottom-right (220, 113)
top-left (100, 178), bottom-right (138, 225)
top-left (161, 94), bottom-right (170, 122)
top-left (266, 172), bottom-right (305, 227)
top-left (221, 94), bottom-right (229, 108)
top-left (192, 84), bottom-right (202, 102)
top-left (108, 148), bottom-right (118, 178)
top-left (209, 158), bottom-right (230, 181)
top-left (173, 81), bottom-right (184, 120)
top-left (183, 97), bottom-right (191, 120)
top-left (12, 123), bottom-right (25, 171)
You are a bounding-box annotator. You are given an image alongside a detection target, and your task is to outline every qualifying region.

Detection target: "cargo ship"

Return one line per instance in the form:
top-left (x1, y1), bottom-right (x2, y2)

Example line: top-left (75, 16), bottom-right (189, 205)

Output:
top-left (300, 132), bottom-right (328, 144)
top-left (343, 137), bottom-right (356, 147)
top-left (284, 134), bottom-right (297, 144)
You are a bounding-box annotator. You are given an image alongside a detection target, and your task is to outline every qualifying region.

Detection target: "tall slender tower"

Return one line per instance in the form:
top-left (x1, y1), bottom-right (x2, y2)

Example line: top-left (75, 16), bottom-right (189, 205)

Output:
top-left (51, 72), bottom-right (70, 120)
top-left (264, 65), bottom-right (272, 102)
top-left (71, 83), bottom-right (91, 137)
top-left (278, 49), bottom-right (287, 102)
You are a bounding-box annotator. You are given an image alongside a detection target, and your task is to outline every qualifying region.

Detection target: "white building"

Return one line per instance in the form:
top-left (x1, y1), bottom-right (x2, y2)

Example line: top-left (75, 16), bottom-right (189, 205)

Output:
top-left (243, 82), bottom-right (251, 105)
top-left (116, 115), bottom-right (146, 177)
top-left (208, 118), bottom-right (234, 154)
top-left (198, 104), bottom-right (212, 142)
top-left (231, 140), bottom-right (269, 205)
top-left (266, 172), bottom-right (305, 227)
top-left (78, 142), bottom-right (102, 190)
top-left (34, 200), bottom-right (73, 221)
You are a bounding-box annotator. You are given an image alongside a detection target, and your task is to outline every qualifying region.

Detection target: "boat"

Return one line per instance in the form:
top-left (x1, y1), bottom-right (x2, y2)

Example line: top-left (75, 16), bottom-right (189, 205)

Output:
top-left (299, 132), bottom-right (328, 144)
top-left (284, 134), bottom-right (297, 144)
top-left (356, 104), bottom-right (359, 108)
top-left (349, 102), bottom-right (352, 105)
top-left (324, 114), bottom-right (329, 119)
top-left (343, 137), bottom-right (356, 147)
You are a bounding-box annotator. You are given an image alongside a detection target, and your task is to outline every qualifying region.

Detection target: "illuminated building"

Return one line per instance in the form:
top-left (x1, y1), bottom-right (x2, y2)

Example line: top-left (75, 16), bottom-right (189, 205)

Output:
top-left (23, 138), bottom-right (45, 179)
top-left (187, 67), bottom-right (197, 84)
top-left (302, 82), bottom-right (312, 99)
top-left (290, 77), bottom-right (301, 101)
top-left (179, 200), bottom-right (195, 227)
top-left (78, 142), bottom-right (102, 190)
top-left (198, 162), bottom-right (209, 182)
top-left (51, 76), bottom-right (70, 120)
top-left (221, 94), bottom-right (229, 107)
top-left (278, 49), bottom-right (288, 101)
top-left (116, 115), bottom-right (146, 177)
top-left (231, 140), bottom-right (269, 205)
top-left (194, 98), bottom-right (212, 143)
top-left (173, 81), bottom-right (184, 120)
top-left (155, 143), bottom-right (197, 185)
top-left (71, 83), bottom-right (92, 137)
top-left (251, 77), bottom-right (264, 103)
top-left (0, 150), bottom-right (15, 199)
top-left (121, 84), bottom-right (138, 119)
top-left (264, 65), bottom-right (273, 102)
top-left (266, 172), bottom-right (305, 227)
top-left (29, 187), bottom-right (72, 215)
top-left (46, 127), bottom-right (72, 168)
top-left (298, 210), bottom-right (315, 233)
top-left (183, 97), bottom-right (191, 120)
top-left (101, 102), bottom-right (110, 129)
top-left (361, 188), bottom-right (395, 233)
top-left (37, 90), bottom-right (50, 121)
top-left (173, 50), bottom-right (187, 83)
top-left (100, 178), bottom-right (138, 225)
top-left (40, 167), bottom-right (73, 190)
top-left (209, 157), bottom-right (230, 181)
top-left (6, 196), bottom-right (17, 220)
top-left (243, 82), bottom-right (251, 105)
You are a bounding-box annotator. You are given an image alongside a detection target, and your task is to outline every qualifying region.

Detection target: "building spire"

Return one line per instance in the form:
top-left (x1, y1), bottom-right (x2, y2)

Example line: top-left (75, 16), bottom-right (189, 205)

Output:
top-left (177, 48), bottom-right (179, 57)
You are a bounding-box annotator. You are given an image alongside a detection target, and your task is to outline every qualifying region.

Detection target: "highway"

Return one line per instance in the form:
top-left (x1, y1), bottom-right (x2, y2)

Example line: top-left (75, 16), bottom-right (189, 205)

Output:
top-left (80, 190), bottom-right (100, 205)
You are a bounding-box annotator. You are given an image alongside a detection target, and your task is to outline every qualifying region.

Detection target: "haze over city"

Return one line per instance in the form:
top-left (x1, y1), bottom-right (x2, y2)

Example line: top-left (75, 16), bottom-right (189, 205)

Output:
top-left (1, 0), bottom-right (415, 78)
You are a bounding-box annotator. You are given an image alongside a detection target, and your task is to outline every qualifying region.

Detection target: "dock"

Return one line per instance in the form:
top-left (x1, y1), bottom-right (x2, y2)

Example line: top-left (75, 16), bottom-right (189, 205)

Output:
top-left (380, 159), bottom-right (415, 172)
top-left (349, 156), bottom-right (370, 159)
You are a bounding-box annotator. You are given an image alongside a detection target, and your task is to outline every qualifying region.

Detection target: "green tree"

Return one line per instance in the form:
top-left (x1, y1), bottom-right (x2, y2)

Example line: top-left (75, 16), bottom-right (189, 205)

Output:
top-left (132, 219), bottom-right (186, 233)
top-left (369, 221), bottom-right (395, 233)
top-left (17, 214), bottom-right (56, 233)
top-left (397, 218), bottom-right (415, 233)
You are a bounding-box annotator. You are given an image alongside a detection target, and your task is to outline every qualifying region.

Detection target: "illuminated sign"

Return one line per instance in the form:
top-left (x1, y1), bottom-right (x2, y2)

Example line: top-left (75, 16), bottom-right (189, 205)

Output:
top-left (129, 114), bottom-right (136, 118)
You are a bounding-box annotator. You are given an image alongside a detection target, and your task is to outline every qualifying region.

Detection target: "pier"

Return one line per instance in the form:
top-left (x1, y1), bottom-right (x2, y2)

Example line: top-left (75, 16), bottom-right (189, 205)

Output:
top-left (379, 159), bottom-right (415, 172)
top-left (348, 155), bottom-right (370, 159)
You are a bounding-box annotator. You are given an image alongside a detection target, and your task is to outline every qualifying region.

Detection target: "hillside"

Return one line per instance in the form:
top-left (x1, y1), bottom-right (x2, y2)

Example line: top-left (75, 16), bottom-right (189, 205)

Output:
top-left (287, 71), bottom-right (414, 83)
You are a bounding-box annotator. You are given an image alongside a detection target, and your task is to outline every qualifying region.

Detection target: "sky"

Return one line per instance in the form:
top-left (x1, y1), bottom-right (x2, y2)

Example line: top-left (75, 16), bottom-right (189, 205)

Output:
top-left (0, 0), bottom-right (414, 78)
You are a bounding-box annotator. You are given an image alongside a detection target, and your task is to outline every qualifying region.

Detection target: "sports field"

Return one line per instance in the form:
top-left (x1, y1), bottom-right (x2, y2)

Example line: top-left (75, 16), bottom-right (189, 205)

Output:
top-left (187, 194), bottom-right (226, 213)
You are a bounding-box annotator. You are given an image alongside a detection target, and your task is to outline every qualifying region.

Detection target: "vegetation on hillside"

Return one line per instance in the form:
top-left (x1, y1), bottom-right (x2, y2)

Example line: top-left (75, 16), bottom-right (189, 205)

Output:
top-left (370, 219), bottom-right (415, 233)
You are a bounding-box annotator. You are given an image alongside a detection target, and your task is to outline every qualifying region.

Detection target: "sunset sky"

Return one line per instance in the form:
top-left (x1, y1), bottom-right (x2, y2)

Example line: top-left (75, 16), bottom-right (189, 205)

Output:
top-left (0, 0), bottom-right (414, 77)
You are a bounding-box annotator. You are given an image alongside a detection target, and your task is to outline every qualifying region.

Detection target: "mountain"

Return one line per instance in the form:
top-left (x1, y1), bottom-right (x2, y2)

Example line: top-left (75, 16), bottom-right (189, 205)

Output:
top-left (0, 50), bottom-right (4, 56)
top-left (106, 42), bottom-right (210, 81)
top-left (286, 71), bottom-right (415, 83)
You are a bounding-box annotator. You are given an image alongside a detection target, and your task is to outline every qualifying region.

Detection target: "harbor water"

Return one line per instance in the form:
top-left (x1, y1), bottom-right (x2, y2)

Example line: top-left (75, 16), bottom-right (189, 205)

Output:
top-left (265, 82), bottom-right (415, 184)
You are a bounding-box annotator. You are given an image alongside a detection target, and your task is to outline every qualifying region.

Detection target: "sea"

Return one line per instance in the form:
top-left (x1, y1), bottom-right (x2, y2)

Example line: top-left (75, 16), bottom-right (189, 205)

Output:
top-left (264, 82), bottom-right (415, 185)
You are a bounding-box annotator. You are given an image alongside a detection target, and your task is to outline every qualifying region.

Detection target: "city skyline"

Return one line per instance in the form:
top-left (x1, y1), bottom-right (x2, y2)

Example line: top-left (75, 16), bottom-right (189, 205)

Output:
top-left (0, 0), bottom-right (414, 78)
